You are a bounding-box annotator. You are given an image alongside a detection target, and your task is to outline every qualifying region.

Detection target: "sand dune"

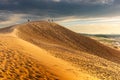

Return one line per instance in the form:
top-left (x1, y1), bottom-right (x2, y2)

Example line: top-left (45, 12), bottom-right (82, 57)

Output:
top-left (0, 34), bottom-right (98, 80)
top-left (15, 21), bottom-right (120, 64)
top-left (0, 21), bottom-right (120, 80)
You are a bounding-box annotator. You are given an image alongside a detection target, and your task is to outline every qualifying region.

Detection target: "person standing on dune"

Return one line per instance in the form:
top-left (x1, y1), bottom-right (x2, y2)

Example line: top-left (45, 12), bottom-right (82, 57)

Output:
top-left (28, 19), bottom-right (30, 22)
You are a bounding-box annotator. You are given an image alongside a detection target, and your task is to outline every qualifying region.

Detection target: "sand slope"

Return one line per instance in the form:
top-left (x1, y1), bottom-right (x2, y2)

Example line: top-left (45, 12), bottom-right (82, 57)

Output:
top-left (0, 21), bottom-right (120, 80)
top-left (0, 26), bottom-right (97, 80)
top-left (16, 21), bottom-right (120, 64)
top-left (0, 35), bottom-right (58, 80)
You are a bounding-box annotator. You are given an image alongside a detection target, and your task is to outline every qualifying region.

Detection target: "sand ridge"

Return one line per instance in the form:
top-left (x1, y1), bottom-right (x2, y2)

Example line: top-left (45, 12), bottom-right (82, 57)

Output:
top-left (15, 21), bottom-right (120, 64)
top-left (0, 29), bottom-right (98, 80)
top-left (0, 21), bottom-right (120, 79)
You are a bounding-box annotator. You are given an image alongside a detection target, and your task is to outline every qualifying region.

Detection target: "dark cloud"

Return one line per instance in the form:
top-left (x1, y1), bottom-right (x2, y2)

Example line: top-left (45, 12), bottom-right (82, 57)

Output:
top-left (0, 11), bottom-right (13, 22)
top-left (0, 0), bottom-right (119, 23)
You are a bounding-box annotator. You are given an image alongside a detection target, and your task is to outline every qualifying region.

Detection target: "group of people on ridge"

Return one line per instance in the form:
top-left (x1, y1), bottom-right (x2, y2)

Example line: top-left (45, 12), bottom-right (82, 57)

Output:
top-left (27, 19), bottom-right (54, 22)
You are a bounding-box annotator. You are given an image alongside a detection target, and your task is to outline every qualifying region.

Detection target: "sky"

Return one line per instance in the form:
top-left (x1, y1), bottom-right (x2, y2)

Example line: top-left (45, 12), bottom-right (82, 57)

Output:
top-left (0, 0), bottom-right (120, 34)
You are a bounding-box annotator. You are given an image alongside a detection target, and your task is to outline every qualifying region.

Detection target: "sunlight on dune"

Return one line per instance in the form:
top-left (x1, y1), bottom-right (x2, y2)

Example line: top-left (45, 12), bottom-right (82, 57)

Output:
top-left (0, 21), bottom-right (120, 80)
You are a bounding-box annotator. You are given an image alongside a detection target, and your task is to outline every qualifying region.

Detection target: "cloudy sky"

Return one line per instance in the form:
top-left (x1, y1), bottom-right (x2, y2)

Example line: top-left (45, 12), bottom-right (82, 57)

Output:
top-left (0, 0), bottom-right (120, 34)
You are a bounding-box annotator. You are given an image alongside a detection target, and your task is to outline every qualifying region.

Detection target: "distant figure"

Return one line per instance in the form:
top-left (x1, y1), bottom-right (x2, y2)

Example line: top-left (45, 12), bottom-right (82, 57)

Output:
top-left (48, 19), bottom-right (50, 22)
top-left (48, 19), bottom-right (54, 23)
top-left (28, 19), bottom-right (30, 22)
top-left (51, 19), bottom-right (53, 22)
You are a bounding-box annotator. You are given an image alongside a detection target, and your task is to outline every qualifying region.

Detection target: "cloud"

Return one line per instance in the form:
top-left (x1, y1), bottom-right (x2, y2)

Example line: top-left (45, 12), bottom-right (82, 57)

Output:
top-left (66, 23), bottom-right (120, 34)
top-left (61, 0), bottom-right (114, 5)
top-left (52, 0), bottom-right (61, 2)
top-left (0, 0), bottom-right (116, 18)
top-left (0, 13), bottom-right (27, 27)
top-left (58, 16), bottom-right (120, 34)
top-left (0, 0), bottom-right (119, 28)
top-left (85, 0), bottom-right (114, 5)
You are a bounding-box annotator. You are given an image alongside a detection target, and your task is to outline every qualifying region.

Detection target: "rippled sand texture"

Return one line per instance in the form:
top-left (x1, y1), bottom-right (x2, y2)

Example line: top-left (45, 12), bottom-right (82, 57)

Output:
top-left (0, 21), bottom-right (120, 80)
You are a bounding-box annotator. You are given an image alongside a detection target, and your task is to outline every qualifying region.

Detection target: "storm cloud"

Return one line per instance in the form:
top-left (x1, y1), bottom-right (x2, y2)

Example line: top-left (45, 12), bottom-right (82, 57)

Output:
top-left (0, 0), bottom-right (120, 27)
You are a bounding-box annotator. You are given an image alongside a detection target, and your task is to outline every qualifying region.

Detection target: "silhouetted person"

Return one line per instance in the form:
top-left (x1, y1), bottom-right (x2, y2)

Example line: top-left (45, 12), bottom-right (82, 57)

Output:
top-left (28, 19), bottom-right (30, 22)
top-left (48, 19), bottom-right (50, 22)
top-left (51, 19), bottom-right (53, 22)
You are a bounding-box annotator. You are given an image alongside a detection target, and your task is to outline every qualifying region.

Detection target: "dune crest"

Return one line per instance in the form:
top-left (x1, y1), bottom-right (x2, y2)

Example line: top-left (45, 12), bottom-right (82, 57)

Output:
top-left (15, 21), bottom-right (120, 63)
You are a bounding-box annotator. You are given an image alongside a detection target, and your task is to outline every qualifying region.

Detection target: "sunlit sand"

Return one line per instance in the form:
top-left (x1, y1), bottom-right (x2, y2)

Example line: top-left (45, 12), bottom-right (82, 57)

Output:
top-left (0, 21), bottom-right (120, 80)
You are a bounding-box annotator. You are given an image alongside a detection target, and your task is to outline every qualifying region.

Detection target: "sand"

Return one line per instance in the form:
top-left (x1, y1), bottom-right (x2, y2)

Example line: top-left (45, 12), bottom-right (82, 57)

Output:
top-left (0, 21), bottom-right (120, 80)
top-left (0, 33), bottom-right (98, 80)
